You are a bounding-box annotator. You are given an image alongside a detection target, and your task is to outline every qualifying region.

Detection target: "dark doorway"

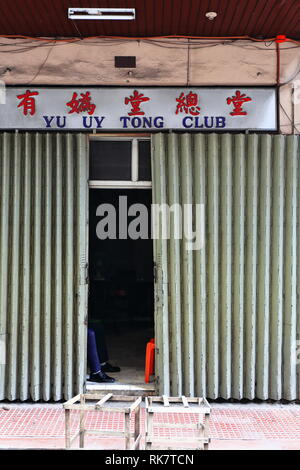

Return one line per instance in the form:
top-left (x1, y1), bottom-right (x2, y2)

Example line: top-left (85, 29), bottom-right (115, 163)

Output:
top-left (88, 188), bottom-right (154, 385)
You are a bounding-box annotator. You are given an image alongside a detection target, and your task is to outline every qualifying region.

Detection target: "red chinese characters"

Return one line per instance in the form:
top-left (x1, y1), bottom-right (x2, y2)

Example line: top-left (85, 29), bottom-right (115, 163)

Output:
top-left (17, 90), bottom-right (39, 116)
top-left (175, 91), bottom-right (200, 116)
top-left (226, 90), bottom-right (252, 116)
top-left (66, 91), bottom-right (96, 115)
top-left (124, 90), bottom-right (150, 116)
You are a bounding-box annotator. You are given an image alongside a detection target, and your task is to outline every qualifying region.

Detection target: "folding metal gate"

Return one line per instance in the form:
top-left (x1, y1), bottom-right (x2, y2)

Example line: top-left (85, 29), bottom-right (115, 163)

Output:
top-left (0, 132), bottom-right (89, 401)
top-left (1, 131), bottom-right (299, 402)
top-left (152, 132), bottom-right (300, 400)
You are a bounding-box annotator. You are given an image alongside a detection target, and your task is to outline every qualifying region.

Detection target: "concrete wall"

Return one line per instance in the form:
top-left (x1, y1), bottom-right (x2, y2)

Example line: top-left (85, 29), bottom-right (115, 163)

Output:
top-left (0, 38), bottom-right (299, 132)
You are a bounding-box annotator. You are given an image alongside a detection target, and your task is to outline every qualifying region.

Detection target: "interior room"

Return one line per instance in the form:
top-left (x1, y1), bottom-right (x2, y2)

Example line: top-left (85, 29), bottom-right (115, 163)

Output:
top-left (88, 188), bottom-right (154, 386)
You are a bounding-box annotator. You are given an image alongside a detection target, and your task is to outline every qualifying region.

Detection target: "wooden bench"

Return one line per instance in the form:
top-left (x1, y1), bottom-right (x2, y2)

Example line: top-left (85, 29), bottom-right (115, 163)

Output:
top-left (63, 393), bottom-right (142, 450)
top-left (145, 395), bottom-right (211, 450)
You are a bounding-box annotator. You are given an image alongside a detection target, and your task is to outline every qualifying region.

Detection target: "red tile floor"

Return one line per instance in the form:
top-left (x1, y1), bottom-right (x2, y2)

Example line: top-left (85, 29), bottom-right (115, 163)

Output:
top-left (0, 403), bottom-right (300, 450)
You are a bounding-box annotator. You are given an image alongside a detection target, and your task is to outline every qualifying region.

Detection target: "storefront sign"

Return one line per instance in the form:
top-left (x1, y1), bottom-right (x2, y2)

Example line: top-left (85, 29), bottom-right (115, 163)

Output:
top-left (0, 87), bottom-right (277, 131)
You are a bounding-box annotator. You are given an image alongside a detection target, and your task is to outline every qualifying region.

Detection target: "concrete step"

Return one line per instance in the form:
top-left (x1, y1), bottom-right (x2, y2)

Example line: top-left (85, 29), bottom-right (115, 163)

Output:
top-left (86, 383), bottom-right (156, 397)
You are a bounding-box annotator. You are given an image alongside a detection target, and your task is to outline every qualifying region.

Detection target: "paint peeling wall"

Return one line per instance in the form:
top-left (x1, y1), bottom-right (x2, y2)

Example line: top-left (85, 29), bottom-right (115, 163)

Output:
top-left (0, 38), bottom-right (298, 133)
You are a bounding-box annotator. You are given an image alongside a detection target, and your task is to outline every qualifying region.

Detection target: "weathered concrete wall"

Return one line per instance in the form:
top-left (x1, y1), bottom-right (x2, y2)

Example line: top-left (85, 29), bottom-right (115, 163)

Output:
top-left (0, 38), bottom-right (299, 133)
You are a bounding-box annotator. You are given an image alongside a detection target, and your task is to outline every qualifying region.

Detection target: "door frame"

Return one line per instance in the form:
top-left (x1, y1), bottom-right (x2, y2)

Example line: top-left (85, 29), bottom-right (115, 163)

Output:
top-left (89, 134), bottom-right (152, 190)
top-left (87, 133), bottom-right (156, 390)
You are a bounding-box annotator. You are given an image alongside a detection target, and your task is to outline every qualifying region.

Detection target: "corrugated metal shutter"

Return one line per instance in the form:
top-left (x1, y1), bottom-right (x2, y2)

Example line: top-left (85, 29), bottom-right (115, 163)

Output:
top-left (0, 132), bottom-right (89, 401)
top-left (152, 132), bottom-right (300, 401)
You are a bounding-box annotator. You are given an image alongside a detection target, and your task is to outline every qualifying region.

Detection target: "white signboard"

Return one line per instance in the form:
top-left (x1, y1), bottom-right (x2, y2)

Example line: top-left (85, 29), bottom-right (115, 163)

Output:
top-left (0, 87), bottom-right (277, 131)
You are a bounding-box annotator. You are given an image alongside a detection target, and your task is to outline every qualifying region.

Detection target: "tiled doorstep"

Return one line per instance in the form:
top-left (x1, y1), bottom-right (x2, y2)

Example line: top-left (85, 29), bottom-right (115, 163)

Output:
top-left (0, 403), bottom-right (300, 450)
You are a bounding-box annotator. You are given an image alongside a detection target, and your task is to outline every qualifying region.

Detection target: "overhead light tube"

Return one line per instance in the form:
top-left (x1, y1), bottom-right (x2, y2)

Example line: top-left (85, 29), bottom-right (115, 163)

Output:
top-left (68, 8), bottom-right (136, 20)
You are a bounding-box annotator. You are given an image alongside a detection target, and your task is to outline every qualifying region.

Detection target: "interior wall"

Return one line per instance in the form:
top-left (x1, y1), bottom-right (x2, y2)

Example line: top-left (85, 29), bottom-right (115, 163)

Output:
top-left (0, 38), bottom-right (298, 133)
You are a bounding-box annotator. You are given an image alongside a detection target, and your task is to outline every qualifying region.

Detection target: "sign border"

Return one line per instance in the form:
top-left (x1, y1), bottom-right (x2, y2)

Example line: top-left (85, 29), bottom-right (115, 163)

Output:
top-left (2, 85), bottom-right (279, 133)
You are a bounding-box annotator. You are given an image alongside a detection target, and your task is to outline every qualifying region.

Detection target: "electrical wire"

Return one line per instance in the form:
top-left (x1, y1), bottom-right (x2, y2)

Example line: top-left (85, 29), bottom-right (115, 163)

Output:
top-left (279, 63), bottom-right (300, 86)
top-left (228, 42), bottom-right (300, 50)
top-left (71, 20), bottom-right (83, 39)
top-left (1, 34), bottom-right (299, 46)
top-left (0, 32), bottom-right (298, 132)
top-left (1, 37), bottom-right (300, 54)
top-left (0, 33), bottom-right (282, 42)
top-left (0, 40), bottom-right (264, 53)
top-left (26, 40), bottom-right (56, 84)
top-left (0, 33), bottom-right (300, 45)
top-left (1, 35), bottom-right (300, 84)
top-left (280, 103), bottom-right (300, 133)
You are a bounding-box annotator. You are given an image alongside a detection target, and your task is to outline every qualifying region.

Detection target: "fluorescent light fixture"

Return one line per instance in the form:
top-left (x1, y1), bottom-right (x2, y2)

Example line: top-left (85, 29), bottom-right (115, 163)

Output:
top-left (68, 8), bottom-right (136, 20)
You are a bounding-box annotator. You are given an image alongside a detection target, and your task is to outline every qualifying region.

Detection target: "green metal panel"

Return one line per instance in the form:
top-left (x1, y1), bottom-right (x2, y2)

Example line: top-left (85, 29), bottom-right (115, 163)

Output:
top-left (270, 135), bottom-right (284, 400)
top-left (232, 134), bottom-right (245, 399)
top-left (256, 135), bottom-right (271, 400)
top-left (220, 134), bottom-right (232, 399)
top-left (0, 132), bottom-right (89, 401)
top-left (206, 134), bottom-right (219, 399)
top-left (7, 133), bottom-right (21, 400)
top-left (244, 134), bottom-right (258, 400)
top-left (180, 134), bottom-right (194, 396)
top-left (52, 134), bottom-right (63, 401)
top-left (152, 132), bottom-right (300, 400)
top-left (193, 134), bottom-right (206, 397)
top-left (283, 136), bottom-right (298, 400)
top-left (167, 133), bottom-right (182, 396)
top-left (19, 134), bottom-right (32, 401)
top-left (151, 134), bottom-right (170, 396)
top-left (0, 135), bottom-right (10, 400)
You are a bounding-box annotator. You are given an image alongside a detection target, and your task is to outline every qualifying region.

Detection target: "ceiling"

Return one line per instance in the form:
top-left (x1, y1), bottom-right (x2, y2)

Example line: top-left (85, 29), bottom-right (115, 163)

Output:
top-left (1, 0), bottom-right (300, 39)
